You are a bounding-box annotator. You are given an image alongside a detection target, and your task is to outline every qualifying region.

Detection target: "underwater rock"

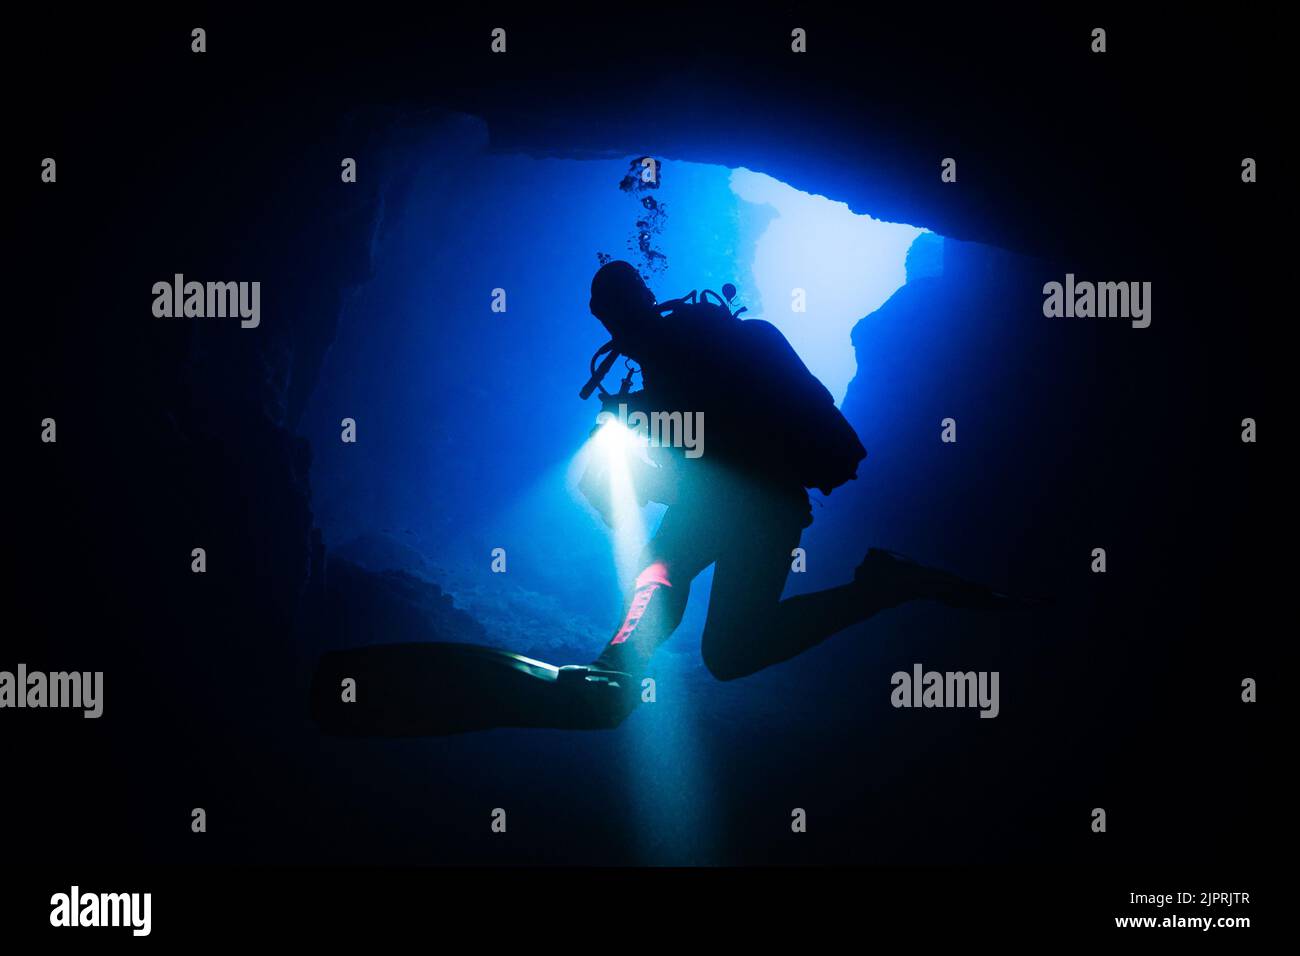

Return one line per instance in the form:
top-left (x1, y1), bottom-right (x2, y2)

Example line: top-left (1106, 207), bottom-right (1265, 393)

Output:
top-left (312, 557), bottom-right (488, 651)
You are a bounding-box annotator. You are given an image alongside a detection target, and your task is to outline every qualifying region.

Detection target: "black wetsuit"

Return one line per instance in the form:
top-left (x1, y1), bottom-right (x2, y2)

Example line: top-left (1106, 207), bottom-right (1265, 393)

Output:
top-left (594, 312), bottom-right (875, 680)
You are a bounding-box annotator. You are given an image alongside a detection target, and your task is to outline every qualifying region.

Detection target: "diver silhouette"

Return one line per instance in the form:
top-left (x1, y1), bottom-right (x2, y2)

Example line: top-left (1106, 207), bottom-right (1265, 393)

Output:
top-left (308, 261), bottom-right (1035, 739)
top-left (581, 260), bottom-right (1028, 685)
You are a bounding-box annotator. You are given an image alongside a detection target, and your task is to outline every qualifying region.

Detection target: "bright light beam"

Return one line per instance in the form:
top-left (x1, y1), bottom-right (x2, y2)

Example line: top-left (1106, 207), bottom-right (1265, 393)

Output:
top-left (572, 419), bottom-right (653, 594)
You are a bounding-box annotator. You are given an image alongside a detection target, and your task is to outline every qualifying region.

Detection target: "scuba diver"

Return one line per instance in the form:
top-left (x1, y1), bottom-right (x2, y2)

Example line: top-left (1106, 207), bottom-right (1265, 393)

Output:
top-left (578, 260), bottom-right (1029, 692)
top-left (311, 260), bottom-right (1034, 738)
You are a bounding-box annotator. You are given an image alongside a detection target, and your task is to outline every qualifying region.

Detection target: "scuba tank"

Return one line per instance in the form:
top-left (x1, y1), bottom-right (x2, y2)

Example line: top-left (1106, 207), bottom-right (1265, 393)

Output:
top-left (654, 285), bottom-right (748, 324)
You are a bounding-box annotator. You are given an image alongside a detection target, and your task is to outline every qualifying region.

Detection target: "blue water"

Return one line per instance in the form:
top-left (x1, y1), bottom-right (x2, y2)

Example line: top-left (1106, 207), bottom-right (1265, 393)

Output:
top-left (298, 117), bottom-right (1054, 864)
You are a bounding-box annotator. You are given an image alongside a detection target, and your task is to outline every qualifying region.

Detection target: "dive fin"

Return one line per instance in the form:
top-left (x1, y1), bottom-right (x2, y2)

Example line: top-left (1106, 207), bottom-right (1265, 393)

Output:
top-left (311, 642), bottom-right (638, 737)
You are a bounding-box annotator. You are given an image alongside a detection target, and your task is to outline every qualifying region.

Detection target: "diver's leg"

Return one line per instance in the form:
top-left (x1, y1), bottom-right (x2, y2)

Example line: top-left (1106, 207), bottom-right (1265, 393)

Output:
top-left (699, 509), bottom-right (1028, 681)
top-left (591, 559), bottom-right (689, 673)
top-left (697, 503), bottom-right (813, 681)
top-left (700, 548), bottom-right (928, 681)
top-left (849, 547), bottom-right (1039, 611)
top-left (591, 503), bottom-right (719, 674)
